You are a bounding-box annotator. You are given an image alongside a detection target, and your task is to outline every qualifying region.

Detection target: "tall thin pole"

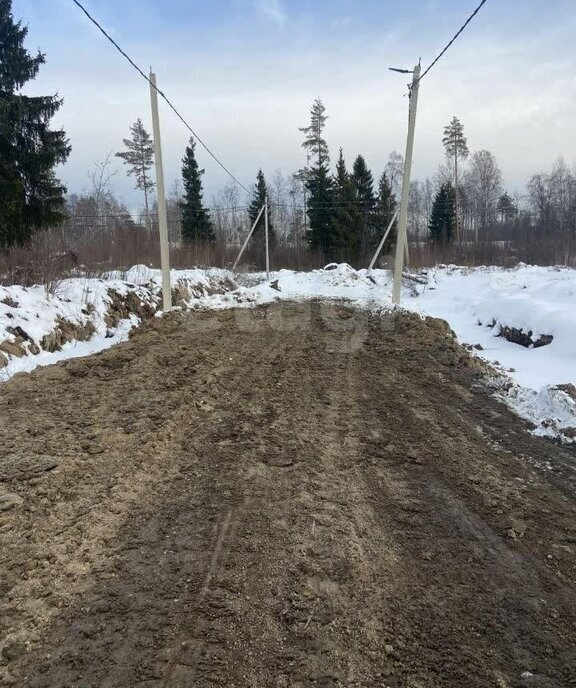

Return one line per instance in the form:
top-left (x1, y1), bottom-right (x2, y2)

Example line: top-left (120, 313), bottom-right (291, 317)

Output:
top-left (265, 195), bottom-right (270, 280)
top-left (149, 71), bottom-right (172, 311)
top-left (455, 148), bottom-right (460, 242)
top-left (232, 203), bottom-right (265, 271)
top-left (367, 208), bottom-right (399, 274)
top-left (392, 63), bottom-right (421, 306)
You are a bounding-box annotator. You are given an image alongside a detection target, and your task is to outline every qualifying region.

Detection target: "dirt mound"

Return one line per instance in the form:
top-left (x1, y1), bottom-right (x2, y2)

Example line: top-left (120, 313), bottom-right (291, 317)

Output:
top-left (0, 303), bottom-right (575, 687)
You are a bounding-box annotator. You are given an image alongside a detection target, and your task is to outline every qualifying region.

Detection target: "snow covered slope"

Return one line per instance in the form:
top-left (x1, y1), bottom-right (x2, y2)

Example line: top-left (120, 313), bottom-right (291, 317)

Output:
top-left (1, 263), bottom-right (574, 442)
top-left (406, 265), bottom-right (576, 443)
top-left (0, 267), bottom-right (235, 381)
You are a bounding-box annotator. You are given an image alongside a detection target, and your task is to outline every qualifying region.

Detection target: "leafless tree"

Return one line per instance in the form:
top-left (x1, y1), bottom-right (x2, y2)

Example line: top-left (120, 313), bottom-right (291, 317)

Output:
top-left (464, 150), bottom-right (503, 240)
top-left (86, 154), bottom-right (118, 233)
top-left (385, 151), bottom-right (404, 198)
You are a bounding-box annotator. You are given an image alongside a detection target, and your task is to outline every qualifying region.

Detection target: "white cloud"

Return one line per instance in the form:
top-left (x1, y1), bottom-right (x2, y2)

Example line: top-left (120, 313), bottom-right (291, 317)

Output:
top-left (253, 0), bottom-right (287, 27)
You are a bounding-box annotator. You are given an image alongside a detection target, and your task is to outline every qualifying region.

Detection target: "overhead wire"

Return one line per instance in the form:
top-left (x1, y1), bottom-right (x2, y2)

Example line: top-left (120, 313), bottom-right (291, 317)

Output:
top-left (71, 0), bottom-right (489, 222)
top-left (419, 0), bottom-right (489, 82)
top-left (70, 0), bottom-right (255, 198)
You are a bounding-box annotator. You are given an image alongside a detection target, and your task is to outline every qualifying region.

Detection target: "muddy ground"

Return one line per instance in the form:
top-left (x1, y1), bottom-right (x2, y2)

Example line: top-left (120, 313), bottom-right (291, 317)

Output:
top-left (0, 302), bottom-right (575, 688)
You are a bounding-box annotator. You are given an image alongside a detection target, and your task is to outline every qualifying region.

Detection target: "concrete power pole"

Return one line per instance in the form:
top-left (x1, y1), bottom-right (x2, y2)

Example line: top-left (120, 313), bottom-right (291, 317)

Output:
top-left (392, 63), bottom-right (421, 306)
top-left (265, 195), bottom-right (270, 280)
top-left (149, 71), bottom-right (172, 311)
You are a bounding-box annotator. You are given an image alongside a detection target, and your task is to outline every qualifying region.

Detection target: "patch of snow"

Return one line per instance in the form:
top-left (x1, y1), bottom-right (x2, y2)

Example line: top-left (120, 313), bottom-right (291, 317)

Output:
top-left (1, 262), bottom-right (575, 444)
top-left (0, 318), bottom-right (136, 382)
top-left (409, 264), bottom-right (576, 443)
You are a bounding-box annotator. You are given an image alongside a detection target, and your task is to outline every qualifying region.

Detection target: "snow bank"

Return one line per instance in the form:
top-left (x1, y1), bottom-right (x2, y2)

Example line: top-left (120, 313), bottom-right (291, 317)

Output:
top-left (1, 261), bottom-right (575, 443)
top-left (410, 265), bottom-right (576, 442)
top-left (0, 267), bottom-right (238, 381)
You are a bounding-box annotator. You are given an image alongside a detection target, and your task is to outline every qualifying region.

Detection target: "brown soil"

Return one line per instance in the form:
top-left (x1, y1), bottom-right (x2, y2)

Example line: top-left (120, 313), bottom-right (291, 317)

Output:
top-left (0, 302), bottom-right (575, 688)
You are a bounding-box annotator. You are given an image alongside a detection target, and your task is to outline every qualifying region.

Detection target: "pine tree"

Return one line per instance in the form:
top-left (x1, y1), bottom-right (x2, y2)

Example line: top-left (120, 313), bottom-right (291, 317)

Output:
top-left (116, 118), bottom-right (155, 229)
top-left (180, 137), bottom-right (214, 243)
top-left (247, 170), bottom-right (274, 269)
top-left (331, 150), bottom-right (363, 265)
top-left (429, 183), bottom-right (456, 243)
top-left (442, 116), bottom-right (468, 240)
top-left (375, 171), bottom-right (398, 253)
top-left (497, 192), bottom-right (518, 223)
top-left (306, 162), bottom-right (335, 258)
top-left (299, 98), bottom-right (335, 259)
top-left (299, 98), bottom-right (329, 167)
top-left (0, 0), bottom-right (71, 248)
top-left (351, 155), bottom-right (377, 256)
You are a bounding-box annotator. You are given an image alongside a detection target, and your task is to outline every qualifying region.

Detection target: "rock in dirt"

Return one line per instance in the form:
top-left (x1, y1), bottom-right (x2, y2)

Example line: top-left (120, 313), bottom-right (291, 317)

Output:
top-left (0, 340), bottom-right (25, 358)
top-left (507, 517), bottom-right (528, 540)
top-left (266, 456), bottom-right (294, 467)
top-left (0, 494), bottom-right (23, 512)
top-left (1, 640), bottom-right (26, 663)
top-left (555, 384), bottom-right (576, 402)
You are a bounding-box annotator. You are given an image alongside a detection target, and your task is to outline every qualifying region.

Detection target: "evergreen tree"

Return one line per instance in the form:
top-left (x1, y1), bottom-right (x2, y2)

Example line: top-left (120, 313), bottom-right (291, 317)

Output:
top-left (0, 0), bottom-right (71, 248)
top-left (180, 137), bottom-right (214, 243)
top-left (375, 171), bottom-right (398, 253)
top-left (299, 98), bottom-right (329, 167)
top-left (497, 192), bottom-right (518, 223)
top-left (306, 162), bottom-right (335, 258)
top-left (331, 150), bottom-right (363, 265)
top-left (299, 98), bottom-right (335, 259)
top-left (247, 170), bottom-right (274, 268)
top-left (116, 118), bottom-right (155, 229)
top-left (351, 155), bottom-right (377, 255)
top-left (442, 116), bottom-right (468, 239)
top-left (429, 183), bottom-right (456, 243)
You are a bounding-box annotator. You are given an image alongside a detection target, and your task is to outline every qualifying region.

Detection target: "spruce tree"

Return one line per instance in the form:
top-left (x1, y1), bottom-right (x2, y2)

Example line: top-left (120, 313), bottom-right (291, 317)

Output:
top-left (332, 150), bottom-right (363, 265)
top-left (306, 162), bottom-right (335, 259)
top-left (351, 155), bottom-right (377, 256)
top-left (116, 119), bottom-right (155, 229)
top-left (375, 171), bottom-right (398, 253)
top-left (180, 137), bottom-right (214, 243)
top-left (247, 170), bottom-right (274, 268)
top-left (429, 183), bottom-right (456, 243)
top-left (0, 0), bottom-right (71, 248)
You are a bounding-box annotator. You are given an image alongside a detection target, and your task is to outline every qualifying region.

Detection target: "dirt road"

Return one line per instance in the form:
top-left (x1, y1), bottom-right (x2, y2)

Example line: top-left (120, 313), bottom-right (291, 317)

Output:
top-left (1, 302), bottom-right (575, 687)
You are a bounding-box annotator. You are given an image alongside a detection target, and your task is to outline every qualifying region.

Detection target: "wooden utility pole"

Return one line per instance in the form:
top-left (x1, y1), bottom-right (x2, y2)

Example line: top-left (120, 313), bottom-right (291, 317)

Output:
top-left (392, 63), bottom-right (421, 306)
top-left (149, 71), bottom-right (172, 311)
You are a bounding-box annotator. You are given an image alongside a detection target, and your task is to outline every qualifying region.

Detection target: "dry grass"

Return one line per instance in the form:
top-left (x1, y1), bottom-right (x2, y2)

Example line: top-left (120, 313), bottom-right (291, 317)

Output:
top-left (407, 234), bottom-right (575, 269)
top-left (0, 223), bottom-right (574, 288)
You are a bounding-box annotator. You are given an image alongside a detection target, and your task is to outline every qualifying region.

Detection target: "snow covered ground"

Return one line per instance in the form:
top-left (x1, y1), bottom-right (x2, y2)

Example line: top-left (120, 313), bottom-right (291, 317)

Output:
top-left (1, 263), bottom-right (575, 443)
top-left (406, 265), bottom-right (576, 443)
top-left (0, 267), bottom-right (232, 381)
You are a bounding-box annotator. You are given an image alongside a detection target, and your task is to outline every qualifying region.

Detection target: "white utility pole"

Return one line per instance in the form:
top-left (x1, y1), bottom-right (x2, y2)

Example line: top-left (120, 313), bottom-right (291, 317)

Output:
top-left (149, 71), bottom-right (172, 311)
top-left (232, 204), bottom-right (265, 272)
top-left (392, 63), bottom-right (421, 306)
top-left (264, 195), bottom-right (270, 280)
top-left (367, 208), bottom-right (399, 276)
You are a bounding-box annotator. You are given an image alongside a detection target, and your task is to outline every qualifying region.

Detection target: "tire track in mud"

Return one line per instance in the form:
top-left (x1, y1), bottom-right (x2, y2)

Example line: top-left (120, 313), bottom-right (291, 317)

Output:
top-left (0, 303), bottom-right (575, 687)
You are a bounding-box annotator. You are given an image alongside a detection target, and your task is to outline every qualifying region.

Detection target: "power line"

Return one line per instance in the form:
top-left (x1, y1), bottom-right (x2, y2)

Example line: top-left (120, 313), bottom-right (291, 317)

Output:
top-left (70, 0), bottom-right (255, 198)
top-left (419, 0), bottom-right (489, 82)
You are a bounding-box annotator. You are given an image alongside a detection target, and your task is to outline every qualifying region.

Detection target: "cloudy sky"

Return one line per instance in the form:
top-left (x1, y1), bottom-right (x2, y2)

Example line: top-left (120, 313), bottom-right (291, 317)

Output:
top-left (12, 0), bottom-right (576, 207)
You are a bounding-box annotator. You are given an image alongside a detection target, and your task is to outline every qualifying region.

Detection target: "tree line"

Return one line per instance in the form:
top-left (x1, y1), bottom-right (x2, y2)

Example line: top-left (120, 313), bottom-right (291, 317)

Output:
top-left (1, 0), bottom-right (575, 268)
